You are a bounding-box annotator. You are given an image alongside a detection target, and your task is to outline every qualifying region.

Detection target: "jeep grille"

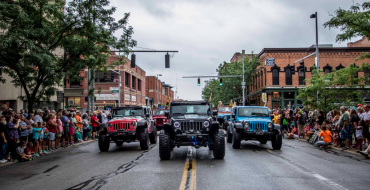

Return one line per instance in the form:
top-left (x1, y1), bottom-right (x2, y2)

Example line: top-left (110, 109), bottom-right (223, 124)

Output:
top-left (180, 121), bottom-right (203, 131)
top-left (112, 122), bottom-right (131, 131)
top-left (250, 122), bottom-right (267, 131)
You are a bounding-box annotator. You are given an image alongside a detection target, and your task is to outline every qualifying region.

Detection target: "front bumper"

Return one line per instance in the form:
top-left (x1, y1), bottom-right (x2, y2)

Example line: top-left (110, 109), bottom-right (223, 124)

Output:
top-left (241, 131), bottom-right (276, 140)
top-left (106, 130), bottom-right (137, 141)
top-left (174, 133), bottom-right (209, 147)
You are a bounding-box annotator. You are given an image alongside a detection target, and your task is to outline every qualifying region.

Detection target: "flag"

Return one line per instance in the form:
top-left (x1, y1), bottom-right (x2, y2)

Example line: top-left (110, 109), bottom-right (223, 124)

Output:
top-left (209, 93), bottom-right (212, 102)
top-left (229, 99), bottom-right (232, 108)
top-left (166, 97), bottom-right (170, 106)
top-left (146, 100), bottom-right (148, 106)
top-left (233, 101), bottom-right (236, 107)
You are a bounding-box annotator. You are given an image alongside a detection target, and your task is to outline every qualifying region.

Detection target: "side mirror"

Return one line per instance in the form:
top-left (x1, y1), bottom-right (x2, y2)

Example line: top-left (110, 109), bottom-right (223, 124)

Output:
top-left (145, 113), bottom-right (150, 118)
top-left (165, 112), bottom-right (169, 118)
top-left (212, 111), bottom-right (218, 116)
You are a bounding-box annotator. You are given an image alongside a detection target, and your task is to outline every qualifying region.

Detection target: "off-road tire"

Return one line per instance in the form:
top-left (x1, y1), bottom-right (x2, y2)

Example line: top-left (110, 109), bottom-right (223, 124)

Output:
top-left (99, 134), bottom-right (110, 152)
top-left (213, 129), bottom-right (225, 159)
top-left (140, 128), bottom-right (149, 150)
top-left (159, 130), bottom-right (171, 160)
top-left (271, 134), bottom-right (282, 150)
top-left (226, 126), bottom-right (232, 143)
top-left (149, 125), bottom-right (158, 144)
top-left (259, 139), bottom-right (267, 144)
top-left (116, 141), bottom-right (123, 146)
top-left (232, 128), bottom-right (241, 149)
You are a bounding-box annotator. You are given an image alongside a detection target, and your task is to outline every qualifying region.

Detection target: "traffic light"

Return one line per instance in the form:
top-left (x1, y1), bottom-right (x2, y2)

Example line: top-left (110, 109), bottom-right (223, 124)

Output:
top-left (291, 65), bottom-right (295, 74)
top-left (197, 78), bottom-right (200, 86)
top-left (131, 53), bottom-right (136, 68)
top-left (220, 78), bottom-right (223, 86)
top-left (165, 53), bottom-right (170, 68)
top-left (110, 72), bottom-right (114, 82)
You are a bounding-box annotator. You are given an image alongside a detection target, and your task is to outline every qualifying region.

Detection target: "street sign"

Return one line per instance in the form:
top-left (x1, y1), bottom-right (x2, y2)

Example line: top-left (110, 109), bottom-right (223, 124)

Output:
top-left (112, 90), bottom-right (119, 93)
top-left (57, 91), bottom-right (64, 103)
top-left (262, 93), bottom-right (267, 102)
top-left (241, 82), bottom-right (246, 86)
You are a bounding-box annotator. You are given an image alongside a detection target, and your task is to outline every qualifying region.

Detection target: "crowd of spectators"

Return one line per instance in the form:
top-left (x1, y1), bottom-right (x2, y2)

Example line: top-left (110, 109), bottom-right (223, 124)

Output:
top-left (270, 104), bottom-right (370, 156)
top-left (0, 104), bottom-right (109, 164)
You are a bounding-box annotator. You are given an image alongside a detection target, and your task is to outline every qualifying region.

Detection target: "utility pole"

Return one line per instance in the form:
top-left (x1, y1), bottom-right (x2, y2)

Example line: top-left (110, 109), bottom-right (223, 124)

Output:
top-left (242, 50), bottom-right (245, 106)
top-left (92, 69), bottom-right (95, 112)
top-left (87, 68), bottom-right (91, 114)
top-left (118, 51), bottom-right (121, 107)
top-left (311, 12), bottom-right (319, 102)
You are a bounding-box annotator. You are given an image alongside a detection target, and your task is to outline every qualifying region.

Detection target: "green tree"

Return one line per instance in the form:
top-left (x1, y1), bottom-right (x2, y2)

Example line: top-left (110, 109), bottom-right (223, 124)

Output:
top-left (0, 0), bottom-right (136, 112)
top-left (297, 64), bottom-right (366, 113)
top-left (202, 54), bottom-right (263, 107)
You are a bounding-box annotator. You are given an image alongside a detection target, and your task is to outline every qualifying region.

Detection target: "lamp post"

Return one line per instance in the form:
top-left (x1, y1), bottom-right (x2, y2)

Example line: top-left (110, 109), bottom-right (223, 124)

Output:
top-left (157, 74), bottom-right (162, 105)
top-left (310, 12), bottom-right (319, 102)
top-left (242, 50), bottom-right (245, 106)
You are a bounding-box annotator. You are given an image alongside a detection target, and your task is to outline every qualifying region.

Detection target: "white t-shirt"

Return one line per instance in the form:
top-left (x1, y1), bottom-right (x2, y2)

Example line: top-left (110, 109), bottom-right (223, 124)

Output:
top-left (101, 113), bottom-right (108, 124)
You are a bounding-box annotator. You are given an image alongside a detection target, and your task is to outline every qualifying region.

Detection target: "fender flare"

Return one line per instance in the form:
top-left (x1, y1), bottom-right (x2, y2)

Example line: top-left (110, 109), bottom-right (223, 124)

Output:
top-left (234, 123), bottom-right (243, 130)
top-left (273, 124), bottom-right (281, 130)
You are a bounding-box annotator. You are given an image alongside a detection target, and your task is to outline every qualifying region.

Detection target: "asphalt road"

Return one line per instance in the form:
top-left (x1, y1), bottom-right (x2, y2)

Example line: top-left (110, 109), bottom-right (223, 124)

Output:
top-left (0, 134), bottom-right (369, 190)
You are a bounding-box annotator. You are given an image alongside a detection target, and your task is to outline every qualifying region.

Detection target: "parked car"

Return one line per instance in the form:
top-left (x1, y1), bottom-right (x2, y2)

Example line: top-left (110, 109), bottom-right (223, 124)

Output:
top-left (152, 109), bottom-right (169, 130)
top-left (217, 106), bottom-right (232, 129)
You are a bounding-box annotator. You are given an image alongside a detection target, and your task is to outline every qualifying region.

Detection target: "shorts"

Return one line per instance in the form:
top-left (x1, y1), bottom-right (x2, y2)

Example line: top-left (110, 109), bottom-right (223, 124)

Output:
top-left (298, 125), bottom-right (305, 135)
top-left (340, 126), bottom-right (349, 140)
top-left (33, 138), bottom-right (39, 142)
top-left (62, 126), bottom-right (69, 138)
top-left (48, 132), bottom-right (55, 140)
top-left (28, 134), bottom-right (34, 143)
top-left (56, 132), bottom-right (62, 138)
top-left (92, 127), bottom-right (98, 132)
top-left (280, 124), bottom-right (288, 132)
top-left (83, 129), bottom-right (89, 138)
top-left (69, 127), bottom-right (75, 136)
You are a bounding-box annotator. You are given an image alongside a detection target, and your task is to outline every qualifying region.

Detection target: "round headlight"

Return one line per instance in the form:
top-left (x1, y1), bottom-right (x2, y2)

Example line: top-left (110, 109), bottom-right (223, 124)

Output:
top-left (174, 122), bottom-right (180, 128)
top-left (224, 116), bottom-right (227, 120)
top-left (131, 122), bottom-right (135, 127)
top-left (163, 118), bottom-right (166, 122)
top-left (203, 121), bottom-right (210, 127)
top-left (268, 123), bottom-right (273, 128)
top-left (244, 122), bottom-right (249, 128)
top-left (108, 123), bottom-right (112, 127)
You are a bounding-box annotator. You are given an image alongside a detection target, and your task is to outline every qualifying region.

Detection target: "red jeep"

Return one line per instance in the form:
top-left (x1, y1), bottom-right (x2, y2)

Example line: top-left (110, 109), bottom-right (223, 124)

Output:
top-left (152, 109), bottom-right (169, 130)
top-left (98, 106), bottom-right (157, 152)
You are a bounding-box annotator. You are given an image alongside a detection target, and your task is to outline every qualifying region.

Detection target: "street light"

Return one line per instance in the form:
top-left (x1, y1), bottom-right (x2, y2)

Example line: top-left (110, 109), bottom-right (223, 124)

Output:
top-left (311, 12), bottom-right (319, 102)
top-left (157, 74), bottom-right (162, 105)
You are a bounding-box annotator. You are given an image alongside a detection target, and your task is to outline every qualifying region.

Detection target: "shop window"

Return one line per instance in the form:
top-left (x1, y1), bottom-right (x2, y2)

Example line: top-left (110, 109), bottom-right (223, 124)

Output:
top-left (132, 76), bottom-right (136, 88)
top-left (260, 72), bottom-right (263, 88)
top-left (299, 69), bottom-right (305, 85)
top-left (138, 79), bottom-right (141, 91)
top-left (283, 92), bottom-right (294, 99)
top-left (285, 69), bottom-right (292, 85)
top-left (272, 69), bottom-right (279, 85)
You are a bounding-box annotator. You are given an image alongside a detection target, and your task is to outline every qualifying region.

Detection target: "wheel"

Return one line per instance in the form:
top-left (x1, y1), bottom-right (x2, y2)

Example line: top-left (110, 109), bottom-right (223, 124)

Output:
top-left (159, 130), bottom-right (171, 160)
top-left (232, 128), bottom-right (241, 149)
top-left (149, 125), bottom-right (157, 144)
top-left (116, 141), bottom-right (123, 146)
top-left (226, 126), bottom-right (232, 143)
top-left (271, 133), bottom-right (282, 150)
top-left (140, 128), bottom-right (149, 150)
top-left (98, 134), bottom-right (110, 152)
top-left (259, 139), bottom-right (267, 144)
top-left (213, 129), bottom-right (225, 159)
top-left (208, 133), bottom-right (214, 150)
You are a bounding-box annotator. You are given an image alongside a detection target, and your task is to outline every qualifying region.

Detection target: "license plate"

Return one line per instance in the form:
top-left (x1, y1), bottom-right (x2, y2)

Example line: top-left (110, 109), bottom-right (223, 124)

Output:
top-left (256, 132), bottom-right (264, 135)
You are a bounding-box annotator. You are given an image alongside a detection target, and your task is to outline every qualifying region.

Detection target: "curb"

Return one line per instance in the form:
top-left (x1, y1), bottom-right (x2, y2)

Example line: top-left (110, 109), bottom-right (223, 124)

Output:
top-left (295, 138), bottom-right (362, 157)
top-left (0, 139), bottom-right (98, 168)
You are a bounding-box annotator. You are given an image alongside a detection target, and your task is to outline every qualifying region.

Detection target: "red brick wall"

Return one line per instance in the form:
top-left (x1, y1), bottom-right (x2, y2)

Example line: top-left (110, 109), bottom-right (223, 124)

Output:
top-left (347, 37), bottom-right (370, 47)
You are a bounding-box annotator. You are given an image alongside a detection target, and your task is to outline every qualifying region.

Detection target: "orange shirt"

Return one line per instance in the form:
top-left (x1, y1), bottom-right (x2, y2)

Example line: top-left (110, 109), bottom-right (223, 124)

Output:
top-left (75, 115), bottom-right (83, 129)
top-left (319, 130), bottom-right (332, 143)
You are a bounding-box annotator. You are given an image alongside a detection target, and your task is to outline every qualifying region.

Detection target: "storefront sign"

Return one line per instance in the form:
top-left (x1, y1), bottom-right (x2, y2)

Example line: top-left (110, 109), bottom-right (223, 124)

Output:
top-left (125, 94), bottom-right (130, 101)
top-left (132, 96), bottom-right (136, 102)
top-left (262, 93), bottom-right (267, 102)
top-left (112, 90), bottom-right (119, 93)
top-left (95, 94), bottom-right (119, 100)
top-left (110, 87), bottom-right (119, 90)
top-left (57, 91), bottom-right (64, 103)
top-left (266, 58), bottom-right (275, 66)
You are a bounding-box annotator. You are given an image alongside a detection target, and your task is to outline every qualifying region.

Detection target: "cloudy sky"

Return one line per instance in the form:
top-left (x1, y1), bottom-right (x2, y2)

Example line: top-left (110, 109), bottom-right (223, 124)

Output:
top-left (74, 0), bottom-right (366, 100)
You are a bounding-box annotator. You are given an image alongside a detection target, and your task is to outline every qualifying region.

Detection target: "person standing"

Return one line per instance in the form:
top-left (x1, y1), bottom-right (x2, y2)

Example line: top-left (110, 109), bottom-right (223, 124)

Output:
top-left (68, 113), bottom-right (75, 145)
top-left (47, 113), bottom-right (57, 151)
top-left (297, 111), bottom-right (306, 139)
top-left (55, 112), bottom-right (63, 149)
top-left (280, 113), bottom-right (287, 138)
top-left (33, 109), bottom-right (43, 128)
top-left (75, 111), bottom-right (84, 142)
top-left (91, 112), bottom-right (100, 139)
top-left (274, 111), bottom-right (281, 125)
top-left (338, 106), bottom-right (350, 150)
top-left (60, 110), bottom-right (70, 148)
top-left (26, 114), bottom-right (34, 143)
top-left (19, 115), bottom-right (29, 143)
top-left (363, 105), bottom-right (370, 149)
top-left (6, 115), bottom-right (20, 159)
top-left (82, 114), bottom-right (89, 141)
top-left (101, 111), bottom-right (108, 124)
top-left (0, 115), bottom-right (8, 164)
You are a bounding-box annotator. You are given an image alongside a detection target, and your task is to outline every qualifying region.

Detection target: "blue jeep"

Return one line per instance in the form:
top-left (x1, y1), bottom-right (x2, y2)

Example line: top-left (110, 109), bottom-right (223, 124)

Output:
top-left (226, 106), bottom-right (282, 150)
top-left (217, 106), bottom-right (232, 129)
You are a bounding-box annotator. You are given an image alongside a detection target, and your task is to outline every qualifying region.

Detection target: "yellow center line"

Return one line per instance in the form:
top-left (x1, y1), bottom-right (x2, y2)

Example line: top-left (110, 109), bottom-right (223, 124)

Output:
top-left (189, 150), bottom-right (196, 190)
top-left (179, 146), bottom-right (196, 190)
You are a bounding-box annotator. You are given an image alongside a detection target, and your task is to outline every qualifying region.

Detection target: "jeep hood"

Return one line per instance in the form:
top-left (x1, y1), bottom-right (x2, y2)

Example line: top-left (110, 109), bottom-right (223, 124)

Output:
top-left (109, 116), bottom-right (144, 122)
top-left (172, 115), bottom-right (209, 119)
top-left (237, 117), bottom-right (271, 123)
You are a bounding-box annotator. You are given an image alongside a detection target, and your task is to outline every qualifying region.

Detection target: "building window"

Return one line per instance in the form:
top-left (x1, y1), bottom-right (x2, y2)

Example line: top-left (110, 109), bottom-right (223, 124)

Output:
top-left (132, 76), bottom-right (136, 89)
top-left (299, 69), bottom-right (305, 85)
top-left (286, 69), bottom-right (292, 85)
top-left (94, 71), bottom-right (118, 83)
top-left (336, 64), bottom-right (345, 71)
top-left (138, 79), bottom-right (141, 91)
top-left (272, 69), bottom-right (279, 85)
top-left (125, 72), bottom-right (129, 86)
top-left (261, 72), bottom-right (263, 88)
top-left (323, 64), bottom-right (332, 74)
top-left (64, 97), bottom-right (81, 108)
top-left (365, 69), bottom-right (370, 84)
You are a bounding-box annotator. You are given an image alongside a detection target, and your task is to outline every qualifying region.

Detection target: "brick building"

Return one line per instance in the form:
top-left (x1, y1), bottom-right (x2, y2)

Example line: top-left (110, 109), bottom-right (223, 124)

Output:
top-left (64, 54), bottom-right (146, 111)
top-left (145, 76), bottom-right (174, 106)
top-left (245, 37), bottom-right (370, 109)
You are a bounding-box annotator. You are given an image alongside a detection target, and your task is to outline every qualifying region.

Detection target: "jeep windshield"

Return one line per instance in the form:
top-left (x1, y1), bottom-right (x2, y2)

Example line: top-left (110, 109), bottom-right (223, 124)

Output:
top-left (153, 110), bottom-right (166, 115)
top-left (219, 107), bottom-right (231, 112)
top-left (238, 107), bottom-right (269, 117)
top-left (171, 105), bottom-right (210, 115)
top-left (113, 108), bottom-right (143, 117)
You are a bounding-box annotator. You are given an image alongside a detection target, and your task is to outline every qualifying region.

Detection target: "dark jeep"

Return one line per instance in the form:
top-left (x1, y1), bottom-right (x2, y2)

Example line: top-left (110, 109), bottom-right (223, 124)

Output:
top-left (226, 106), bottom-right (282, 150)
top-left (159, 101), bottom-right (225, 160)
top-left (98, 106), bottom-right (157, 152)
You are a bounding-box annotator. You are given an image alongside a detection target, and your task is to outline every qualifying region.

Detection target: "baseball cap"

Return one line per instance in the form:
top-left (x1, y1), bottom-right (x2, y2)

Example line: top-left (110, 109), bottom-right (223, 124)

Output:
top-left (37, 109), bottom-right (43, 113)
top-left (358, 104), bottom-right (362, 107)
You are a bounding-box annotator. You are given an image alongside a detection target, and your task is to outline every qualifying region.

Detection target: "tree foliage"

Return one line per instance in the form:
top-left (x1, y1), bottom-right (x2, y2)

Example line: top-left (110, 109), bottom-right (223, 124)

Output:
top-left (0, 0), bottom-right (136, 112)
top-left (201, 54), bottom-right (263, 107)
top-left (297, 64), bottom-right (368, 113)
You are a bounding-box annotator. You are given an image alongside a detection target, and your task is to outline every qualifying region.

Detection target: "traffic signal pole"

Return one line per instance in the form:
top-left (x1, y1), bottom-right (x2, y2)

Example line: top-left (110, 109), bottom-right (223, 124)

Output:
top-left (242, 50), bottom-right (245, 106)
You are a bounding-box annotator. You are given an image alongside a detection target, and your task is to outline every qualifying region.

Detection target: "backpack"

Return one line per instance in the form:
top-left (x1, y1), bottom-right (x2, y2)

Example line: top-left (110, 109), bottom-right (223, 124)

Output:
top-left (283, 118), bottom-right (287, 125)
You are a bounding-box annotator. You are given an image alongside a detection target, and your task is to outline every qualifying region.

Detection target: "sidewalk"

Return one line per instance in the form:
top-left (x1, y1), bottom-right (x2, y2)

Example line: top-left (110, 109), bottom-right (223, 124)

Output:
top-left (295, 138), bottom-right (366, 157)
top-left (0, 139), bottom-right (98, 168)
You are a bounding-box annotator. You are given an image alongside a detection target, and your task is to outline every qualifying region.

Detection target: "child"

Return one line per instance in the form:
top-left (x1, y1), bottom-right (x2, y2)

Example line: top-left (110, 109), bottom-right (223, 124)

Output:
top-left (41, 122), bottom-right (48, 154)
top-left (25, 142), bottom-right (35, 156)
top-left (356, 120), bottom-right (364, 151)
top-left (16, 141), bottom-right (32, 161)
top-left (32, 123), bottom-right (41, 157)
top-left (317, 125), bottom-right (333, 150)
top-left (287, 125), bottom-right (298, 139)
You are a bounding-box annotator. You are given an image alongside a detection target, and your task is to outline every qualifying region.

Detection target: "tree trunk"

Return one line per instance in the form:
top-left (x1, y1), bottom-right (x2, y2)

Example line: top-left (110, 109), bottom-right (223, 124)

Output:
top-left (27, 99), bottom-right (34, 115)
